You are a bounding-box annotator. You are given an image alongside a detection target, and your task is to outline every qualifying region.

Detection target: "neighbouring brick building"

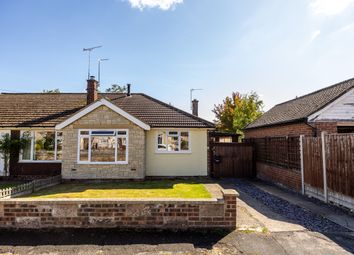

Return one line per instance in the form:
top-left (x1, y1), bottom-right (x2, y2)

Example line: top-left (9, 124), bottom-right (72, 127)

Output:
top-left (244, 78), bottom-right (354, 191)
top-left (245, 78), bottom-right (354, 138)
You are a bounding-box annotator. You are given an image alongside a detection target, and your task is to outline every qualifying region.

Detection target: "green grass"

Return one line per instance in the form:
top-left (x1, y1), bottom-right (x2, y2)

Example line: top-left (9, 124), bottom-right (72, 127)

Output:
top-left (0, 181), bottom-right (24, 189)
top-left (21, 180), bottom-right (212, 199)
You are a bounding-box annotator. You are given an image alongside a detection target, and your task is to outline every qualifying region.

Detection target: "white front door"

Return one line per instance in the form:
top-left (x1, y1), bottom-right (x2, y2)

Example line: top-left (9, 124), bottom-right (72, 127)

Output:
top-left (0, 131), bottom-right (10, 176)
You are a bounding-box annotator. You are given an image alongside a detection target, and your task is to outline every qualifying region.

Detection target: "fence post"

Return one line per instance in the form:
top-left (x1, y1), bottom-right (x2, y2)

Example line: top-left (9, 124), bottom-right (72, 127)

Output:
top-left (321, 131), bottom-right (328, 203)
top-left (299, 135), bottom-right (305, 195)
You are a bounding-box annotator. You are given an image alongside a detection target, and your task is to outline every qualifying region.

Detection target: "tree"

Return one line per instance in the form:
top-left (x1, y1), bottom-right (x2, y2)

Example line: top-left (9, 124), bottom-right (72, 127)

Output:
top-left (212, 91), bottom-right (264, 136)
top-left (43, 89), bottom-right (60, 93)
top-left (105, 84), bottom-right (127, 93)
top-left (0, 134), bottom-right (30, 176)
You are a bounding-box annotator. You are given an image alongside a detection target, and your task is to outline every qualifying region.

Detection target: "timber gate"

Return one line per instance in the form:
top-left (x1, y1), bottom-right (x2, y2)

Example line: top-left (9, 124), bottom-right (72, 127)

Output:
top-left (210, 142), bottom-right (255, 178)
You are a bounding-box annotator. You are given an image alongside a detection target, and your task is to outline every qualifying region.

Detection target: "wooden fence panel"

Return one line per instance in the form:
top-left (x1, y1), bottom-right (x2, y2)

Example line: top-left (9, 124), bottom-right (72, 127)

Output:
top-left (212, 143), bottom-right (254, 178)
top-left (303, 133), bottom-right (354, 200)
top-left (246, 137), bottom-right (300, 170)
top-left (303, 137), bottom-right (323, 189)
top-left (326, 134), bottom-right (354, 197)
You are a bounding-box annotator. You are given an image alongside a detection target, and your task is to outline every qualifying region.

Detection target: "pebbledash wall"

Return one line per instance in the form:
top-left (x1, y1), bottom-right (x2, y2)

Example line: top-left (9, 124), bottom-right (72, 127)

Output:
top-left (61, 105), bottom-right (145, 179)
top-left (146, 129), bottom-right (208, 176)
top-left (0, 189), bottom-right (237, 230)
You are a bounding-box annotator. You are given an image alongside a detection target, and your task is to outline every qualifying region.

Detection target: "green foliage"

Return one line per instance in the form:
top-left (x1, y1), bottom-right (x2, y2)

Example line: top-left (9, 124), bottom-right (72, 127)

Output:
top-left (212, 91), bottom-right (264, 136)
top-left (0, 133), bottom-right (31, 176)
top-left (105, 84), bottom-right (127, 93)
top-left (35, 133), bottom-right (55, 151)
top-left (22, 180), bottom-right (212, 199)
top-left (43, 89), bottom-right (60, 93)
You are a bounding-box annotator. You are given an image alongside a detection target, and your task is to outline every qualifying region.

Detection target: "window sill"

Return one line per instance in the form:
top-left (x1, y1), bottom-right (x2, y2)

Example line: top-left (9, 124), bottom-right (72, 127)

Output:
top-left (77, 162), bottom-right (128, 165)
top-left (19, 160), bottom-right (62, 163)
top-left (155, 151), bottom-right (192, 154)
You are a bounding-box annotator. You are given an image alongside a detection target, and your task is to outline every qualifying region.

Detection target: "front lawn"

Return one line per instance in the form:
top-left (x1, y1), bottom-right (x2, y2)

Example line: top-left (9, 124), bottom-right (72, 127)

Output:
top-left (0, 181), bottom-right (24, 189)
top-left (21, 180), bottom-right (212, 199)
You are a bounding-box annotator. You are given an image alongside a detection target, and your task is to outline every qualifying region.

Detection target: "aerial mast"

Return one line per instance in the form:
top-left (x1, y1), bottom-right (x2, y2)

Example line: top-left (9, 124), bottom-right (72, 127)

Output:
top-left (83, 45), bottom-right (102, 79)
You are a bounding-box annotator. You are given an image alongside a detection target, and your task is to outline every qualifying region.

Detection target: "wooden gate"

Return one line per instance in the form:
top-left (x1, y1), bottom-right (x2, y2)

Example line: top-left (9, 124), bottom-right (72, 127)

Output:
top-left (211, 143), bottom-right (255, 178)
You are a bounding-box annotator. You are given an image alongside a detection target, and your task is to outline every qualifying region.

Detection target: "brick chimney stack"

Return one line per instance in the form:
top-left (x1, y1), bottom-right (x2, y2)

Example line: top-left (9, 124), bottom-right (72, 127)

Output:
top-left (87, 76), bottom-right (98, 105)
top-left (192, 99), bottom-right (199, 116)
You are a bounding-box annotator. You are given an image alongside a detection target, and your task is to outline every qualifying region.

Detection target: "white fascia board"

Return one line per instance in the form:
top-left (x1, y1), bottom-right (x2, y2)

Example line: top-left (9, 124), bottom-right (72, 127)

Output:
top-left (308, 88), bottom-right (354, 122)
top-left (55, 98), bottom-right (150, 130)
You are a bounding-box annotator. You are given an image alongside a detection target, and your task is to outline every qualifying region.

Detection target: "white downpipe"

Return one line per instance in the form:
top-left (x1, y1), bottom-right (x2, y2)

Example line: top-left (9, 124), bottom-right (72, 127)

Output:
top-left (321, 132), bottom-right (328, 203)
top-left (299, 135), bottom-right (305, 195)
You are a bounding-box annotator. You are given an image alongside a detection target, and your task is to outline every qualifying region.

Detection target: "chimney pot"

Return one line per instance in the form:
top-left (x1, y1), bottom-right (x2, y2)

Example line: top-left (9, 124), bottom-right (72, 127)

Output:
top-left (192, 99), bottom-right (199, 116)
top-left (127, 83), bottom-right (131, 96)
top-left (87, 76), bottom-right (98, 105)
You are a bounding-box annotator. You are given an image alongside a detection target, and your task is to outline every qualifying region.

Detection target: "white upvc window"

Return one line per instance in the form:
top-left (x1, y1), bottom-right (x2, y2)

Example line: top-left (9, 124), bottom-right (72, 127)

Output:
top-left (77, 129), bottom-right (128, 164)
top-left (20, 130), bottom-right (62, 162)
top-left (156, 130), bottom-right (190, 153)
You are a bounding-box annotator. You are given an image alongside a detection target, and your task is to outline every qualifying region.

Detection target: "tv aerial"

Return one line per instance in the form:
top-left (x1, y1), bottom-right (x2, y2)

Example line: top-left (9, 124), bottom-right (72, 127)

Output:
top-left (83, 45), bottom-right (102, 79)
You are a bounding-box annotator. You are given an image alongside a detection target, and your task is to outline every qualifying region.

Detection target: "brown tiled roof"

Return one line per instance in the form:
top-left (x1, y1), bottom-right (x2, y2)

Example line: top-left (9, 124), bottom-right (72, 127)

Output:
top-left (246, 78), bottom-right (354, 129)
top-left (0, 93), bottom-right (214, 128)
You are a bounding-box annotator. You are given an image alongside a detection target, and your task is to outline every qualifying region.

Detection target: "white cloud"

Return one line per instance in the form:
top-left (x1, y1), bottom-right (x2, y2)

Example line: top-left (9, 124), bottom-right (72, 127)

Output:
top-left (310, 30), bottom-right (321, 42)
top-left (338, 23), bottom-right (354, 32)
top-left (310, 0), bottom-right (354, 16)
top-left (127, 0), bottom-right (183, 10)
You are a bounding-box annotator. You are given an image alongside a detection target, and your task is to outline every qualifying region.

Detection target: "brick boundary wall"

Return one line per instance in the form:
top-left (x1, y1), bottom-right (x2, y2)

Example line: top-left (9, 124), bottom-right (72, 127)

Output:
top-left (256, 162), bottom-right (301, 192)
top-left (244, 123), bottom-right (315, 138)
top-left (0, 189), bottom-right (237, 230)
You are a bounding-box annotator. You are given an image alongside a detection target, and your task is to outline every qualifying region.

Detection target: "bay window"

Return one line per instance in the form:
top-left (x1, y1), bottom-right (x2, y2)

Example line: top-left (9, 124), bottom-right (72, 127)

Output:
top-left (20, 131), bottom-right (62, 162)
top-left (78, 129), bottom-right (128, 164)
top-left (157, 131), bottom-right (190, 153)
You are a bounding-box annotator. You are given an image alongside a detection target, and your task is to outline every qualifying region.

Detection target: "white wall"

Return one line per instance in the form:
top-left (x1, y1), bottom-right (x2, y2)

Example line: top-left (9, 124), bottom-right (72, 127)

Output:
top-left (309, 88), bottom-right (354, 122)
top-left (146, 129), bottom-right (209, 176)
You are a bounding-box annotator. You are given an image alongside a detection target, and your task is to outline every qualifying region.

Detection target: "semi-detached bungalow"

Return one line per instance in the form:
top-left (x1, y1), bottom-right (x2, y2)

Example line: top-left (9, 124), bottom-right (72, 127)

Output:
top-left (0, 77), bottom-right (215, 179)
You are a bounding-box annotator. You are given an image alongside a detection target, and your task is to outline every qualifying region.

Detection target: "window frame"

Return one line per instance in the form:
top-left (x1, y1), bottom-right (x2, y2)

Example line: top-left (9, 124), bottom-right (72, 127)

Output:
top-left (77, 129), bottom-right (129, 165)
top-left (155, 130), bottom-right (191, 154)
top-left (19, 130), bottom-right (62, 163)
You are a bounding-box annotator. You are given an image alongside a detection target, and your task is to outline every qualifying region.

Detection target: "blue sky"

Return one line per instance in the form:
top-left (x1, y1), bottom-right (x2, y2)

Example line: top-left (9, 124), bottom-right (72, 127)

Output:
top-left (1, 0), bottom-right (354, 121)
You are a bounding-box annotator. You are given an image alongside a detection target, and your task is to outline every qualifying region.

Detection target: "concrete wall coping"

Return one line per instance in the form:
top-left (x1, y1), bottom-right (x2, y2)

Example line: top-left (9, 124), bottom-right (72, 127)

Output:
top-left (0, 197), bottom-right (223, 204)
top-left (0, 184), bottom-right (237, 204)
top-left (222, 188), bottom-right (239, 197)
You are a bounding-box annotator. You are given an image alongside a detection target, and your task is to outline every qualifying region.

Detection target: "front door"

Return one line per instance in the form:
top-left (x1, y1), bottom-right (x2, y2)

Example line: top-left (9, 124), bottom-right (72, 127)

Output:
top-left (0, 130), bottom-right (10, 176)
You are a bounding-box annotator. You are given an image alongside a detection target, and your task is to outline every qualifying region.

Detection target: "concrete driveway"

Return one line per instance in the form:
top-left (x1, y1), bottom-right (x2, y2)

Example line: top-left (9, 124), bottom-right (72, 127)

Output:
top-left (0, 179), bottom-right (353, 255)
top-left (218, 179), bottom-right (354, 255)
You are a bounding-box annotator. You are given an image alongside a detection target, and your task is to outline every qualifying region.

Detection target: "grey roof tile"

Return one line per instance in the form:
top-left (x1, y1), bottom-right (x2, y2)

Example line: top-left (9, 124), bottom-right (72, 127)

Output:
top-left (246, 78), bottom-right (354, 129)
top-left (0, 93), bottom-right (214, 128)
